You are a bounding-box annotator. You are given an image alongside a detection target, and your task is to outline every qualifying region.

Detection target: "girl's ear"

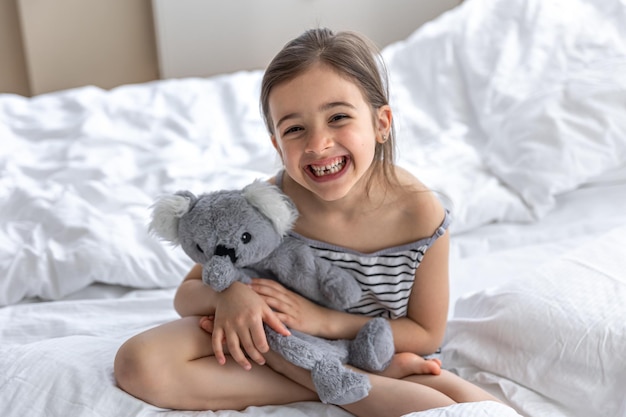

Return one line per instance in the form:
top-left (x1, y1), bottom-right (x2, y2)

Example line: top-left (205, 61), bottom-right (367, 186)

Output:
top-left (376, 105), bottom-right (393, 143)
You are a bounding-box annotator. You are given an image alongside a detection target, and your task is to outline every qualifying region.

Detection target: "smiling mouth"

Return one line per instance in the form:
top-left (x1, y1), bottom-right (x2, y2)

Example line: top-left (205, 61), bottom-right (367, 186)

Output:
top-left (308, 157), bottom-right (347, 177)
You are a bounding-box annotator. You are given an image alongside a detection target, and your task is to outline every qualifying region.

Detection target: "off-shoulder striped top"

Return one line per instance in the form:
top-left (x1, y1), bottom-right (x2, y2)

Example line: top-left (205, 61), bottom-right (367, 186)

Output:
top-left (276, 172), bottom-right (450, 319)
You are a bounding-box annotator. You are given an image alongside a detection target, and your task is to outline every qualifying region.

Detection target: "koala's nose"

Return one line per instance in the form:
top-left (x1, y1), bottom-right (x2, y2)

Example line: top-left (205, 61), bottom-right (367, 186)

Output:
top-left (215, 245), bottom-right (238, 264)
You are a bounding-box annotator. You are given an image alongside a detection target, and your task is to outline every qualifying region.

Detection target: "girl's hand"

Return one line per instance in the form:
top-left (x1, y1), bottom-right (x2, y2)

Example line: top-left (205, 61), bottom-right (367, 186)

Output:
top-left (208, 281), bottom-right (290, 370)
top-left (249, 278), bottom-right (328, 336)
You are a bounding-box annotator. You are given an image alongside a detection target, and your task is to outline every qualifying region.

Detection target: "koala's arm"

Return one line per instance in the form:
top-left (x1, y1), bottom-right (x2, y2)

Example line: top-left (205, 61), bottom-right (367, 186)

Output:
top-left (262, 237), bottom-right (362, 310)
top-left (203, 256), bottom-right (252, 293)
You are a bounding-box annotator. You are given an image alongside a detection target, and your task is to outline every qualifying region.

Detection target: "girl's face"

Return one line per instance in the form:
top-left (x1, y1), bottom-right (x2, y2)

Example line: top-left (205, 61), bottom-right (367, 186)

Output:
top-left (269, 63), bottom-right (391, 202)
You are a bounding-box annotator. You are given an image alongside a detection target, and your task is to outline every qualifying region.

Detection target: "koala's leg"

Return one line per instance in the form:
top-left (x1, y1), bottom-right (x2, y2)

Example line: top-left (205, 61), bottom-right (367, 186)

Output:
top-left (264, 326), bottom-right (322, 370)
top-left (348, 317), bottom-right (394, 372)
top-left (265, 326), bottom-right (370, 404)
top-left (311, 357), bottom-right (371, 405)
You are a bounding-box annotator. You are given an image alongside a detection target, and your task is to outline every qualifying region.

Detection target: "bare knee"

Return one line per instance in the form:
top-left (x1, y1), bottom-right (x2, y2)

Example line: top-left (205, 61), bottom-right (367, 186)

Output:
top-left (114, 333), bottom-right (170, 407)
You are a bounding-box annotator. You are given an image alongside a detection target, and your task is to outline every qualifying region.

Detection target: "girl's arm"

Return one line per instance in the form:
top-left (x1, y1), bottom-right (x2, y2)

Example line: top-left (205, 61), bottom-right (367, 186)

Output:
top-left (391, 230), bottom-right (449, 355)
top-left (173, 263), bottom-right (219, 317)
top-left (249, 278), bottom-right (370, 339)
top-left (251, 214), bottom-right (450, 356)
top-left (176, 263), bottom-right (290, 369)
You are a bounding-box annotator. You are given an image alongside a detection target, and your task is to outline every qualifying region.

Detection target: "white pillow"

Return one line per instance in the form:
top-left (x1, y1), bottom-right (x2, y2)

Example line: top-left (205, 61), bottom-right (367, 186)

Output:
top-left (384, 0), bottom-right (626, 219)
top-left (442, 225), bottom-right (626, 417)
top-left (0, 175), bottom-right (193, 306)
top-left (485, 59), bottom-right (626, 217)
top-left (0, 72), bottom-right (276, 306)
top-left (471, 0), bottom-right (626, 216)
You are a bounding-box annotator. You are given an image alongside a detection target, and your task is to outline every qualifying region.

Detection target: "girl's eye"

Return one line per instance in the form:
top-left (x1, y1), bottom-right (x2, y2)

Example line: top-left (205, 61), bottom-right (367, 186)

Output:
top-left (330, 114), bottom-right (349, 123)
top-left (241, 232), bottom-right (252, 244)
top-left (283, 126), bottom-right (303, 136)
top-left (196, 244), bottom-right (204, 254)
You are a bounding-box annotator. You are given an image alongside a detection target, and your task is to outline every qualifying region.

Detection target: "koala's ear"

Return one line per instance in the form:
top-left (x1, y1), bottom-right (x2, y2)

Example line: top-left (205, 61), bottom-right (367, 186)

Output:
top-left (149, 191), bottom-right (197, 245)
top-left (242, 180), bottom-right (298, 236)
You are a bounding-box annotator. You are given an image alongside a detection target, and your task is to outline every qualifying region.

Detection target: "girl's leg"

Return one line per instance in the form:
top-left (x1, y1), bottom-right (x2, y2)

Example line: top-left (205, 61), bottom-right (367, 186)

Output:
top-left (263, 349), bottom-right (456, 417)
top-left (368, 350), bottom-right (499, 404)
top-left (114, 316), bottom-right (317, 411)
top-left (403, 371), bottom-right (501, 404)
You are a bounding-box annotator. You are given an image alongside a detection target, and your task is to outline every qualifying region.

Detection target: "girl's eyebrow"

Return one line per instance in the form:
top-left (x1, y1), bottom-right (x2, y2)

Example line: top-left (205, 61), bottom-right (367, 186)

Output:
top-left (320, 101), bottom-right (355, 112)
top-left (276, 101), bottom-right (356, 129)
top-left (276, 112), bottom-right (299, 129)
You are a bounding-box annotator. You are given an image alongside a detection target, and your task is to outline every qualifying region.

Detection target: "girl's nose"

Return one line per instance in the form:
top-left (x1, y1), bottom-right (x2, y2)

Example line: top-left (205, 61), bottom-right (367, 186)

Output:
top-left (305, 128), bottom-right (333, 154)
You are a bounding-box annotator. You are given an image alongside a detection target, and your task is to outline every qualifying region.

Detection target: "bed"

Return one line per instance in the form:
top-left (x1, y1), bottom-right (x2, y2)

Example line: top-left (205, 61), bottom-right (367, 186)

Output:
top-left (1, 0), bottom-right (625, 416)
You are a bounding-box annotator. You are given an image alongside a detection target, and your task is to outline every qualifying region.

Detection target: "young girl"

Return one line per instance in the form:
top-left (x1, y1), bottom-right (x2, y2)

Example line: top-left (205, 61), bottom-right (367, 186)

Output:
top-left (114, 28), bottom-right (500, 417)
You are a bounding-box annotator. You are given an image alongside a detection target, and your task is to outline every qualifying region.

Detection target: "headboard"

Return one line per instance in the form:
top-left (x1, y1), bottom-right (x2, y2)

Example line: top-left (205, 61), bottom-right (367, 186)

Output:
top-left (152, 0), bottom-right (461, 79)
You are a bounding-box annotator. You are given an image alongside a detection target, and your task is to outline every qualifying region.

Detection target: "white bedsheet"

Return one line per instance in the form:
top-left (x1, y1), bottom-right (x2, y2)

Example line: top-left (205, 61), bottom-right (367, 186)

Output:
top-left (0, 289), bottom-right (517, 417)
top-left (445, 224), bottom-right (626, 417)
top-left (2, 197), bottom-right (624, 417)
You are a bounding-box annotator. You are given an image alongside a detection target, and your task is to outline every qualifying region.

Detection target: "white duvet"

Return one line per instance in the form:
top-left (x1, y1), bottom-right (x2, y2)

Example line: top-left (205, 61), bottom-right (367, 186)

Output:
top-left (2, 0), bottom-right (626, 415)
top-left (0, 293), bottom-right (518, 417)
top-left (2, 0), bottom-right (625, 307)
top-left (2, 225), bottom-right (625, 417)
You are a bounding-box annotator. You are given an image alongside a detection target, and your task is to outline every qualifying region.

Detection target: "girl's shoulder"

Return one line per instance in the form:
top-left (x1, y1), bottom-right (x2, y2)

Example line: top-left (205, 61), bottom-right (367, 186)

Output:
top-left (388, 167), bottom-right (447, 240)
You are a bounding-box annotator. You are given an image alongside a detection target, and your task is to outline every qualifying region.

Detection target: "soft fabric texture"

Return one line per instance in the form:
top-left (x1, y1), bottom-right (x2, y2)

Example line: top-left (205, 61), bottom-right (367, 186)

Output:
top-left (383, 0), bottom-right (626, 219)
top-left (0, 288), bottom-right (523, 417)
top-left (3, 0), bottom-right (625, 305)
top-left (0, 72), bottom-right (272, 306)
top-left (443, 224), bottom-right (626, 417)
top-left (149, 181), bottom-right (394, 405)
top-left (405, 402), bottom-right (523, 417)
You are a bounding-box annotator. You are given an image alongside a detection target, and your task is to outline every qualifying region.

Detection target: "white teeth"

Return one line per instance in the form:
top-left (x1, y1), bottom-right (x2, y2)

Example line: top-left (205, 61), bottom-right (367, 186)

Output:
top-left (310, 157), bottom-right (346, 177)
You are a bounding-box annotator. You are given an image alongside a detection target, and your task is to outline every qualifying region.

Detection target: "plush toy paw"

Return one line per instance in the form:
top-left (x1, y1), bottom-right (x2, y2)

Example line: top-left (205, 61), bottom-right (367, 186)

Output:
top-left (311, 358), bottom-right (371, 405)
top-left (203, 256), bottom-right (240, 292)
top-left (265, 327), bottom-right (323, 370)
top-left (348, 317), bottom-right (394, 372)
top-left (319, 269), bottom-right (362, 310)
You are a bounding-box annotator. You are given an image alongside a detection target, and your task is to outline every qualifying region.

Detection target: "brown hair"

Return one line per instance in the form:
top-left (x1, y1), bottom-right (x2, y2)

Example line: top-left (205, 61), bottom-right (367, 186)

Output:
top-left (260, 28), bottom-right (397, 189)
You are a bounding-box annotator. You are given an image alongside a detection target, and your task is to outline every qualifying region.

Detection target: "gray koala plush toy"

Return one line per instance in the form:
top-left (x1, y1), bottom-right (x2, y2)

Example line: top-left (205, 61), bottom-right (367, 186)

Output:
top-left (149, 180), bottom-right (394, 405)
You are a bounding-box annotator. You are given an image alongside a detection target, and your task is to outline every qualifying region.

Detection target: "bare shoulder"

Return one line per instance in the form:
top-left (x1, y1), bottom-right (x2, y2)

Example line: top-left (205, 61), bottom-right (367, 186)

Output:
top-left (390, 167), bottom-right (447, 239)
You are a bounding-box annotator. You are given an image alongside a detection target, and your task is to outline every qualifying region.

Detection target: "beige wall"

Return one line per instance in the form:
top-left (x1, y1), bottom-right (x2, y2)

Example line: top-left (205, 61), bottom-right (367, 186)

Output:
top-left (154, 0), bottom-right (462, 80)
top-left (0, 0), bottom-right (159, 97)
top-left (0, 0), bottom-right (461, 97)
top-left (0, 0), bottom-right (29, 96)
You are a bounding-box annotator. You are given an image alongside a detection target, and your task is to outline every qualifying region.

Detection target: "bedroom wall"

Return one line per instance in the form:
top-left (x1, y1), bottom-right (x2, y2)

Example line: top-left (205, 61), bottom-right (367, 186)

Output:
top-left (0, 0), bottom-right (29, 96)
top-left (15, 0), bottom-right (159, 96)
top-left (0, 0), bottom-right (461, 97)
top-left (153, 0), bottom-right (463, 80)
top-left (0, 0), bottom-right (159, 97)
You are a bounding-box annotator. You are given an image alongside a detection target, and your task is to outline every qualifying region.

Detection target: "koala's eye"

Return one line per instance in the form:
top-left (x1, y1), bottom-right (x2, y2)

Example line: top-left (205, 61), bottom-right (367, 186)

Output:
top-left (241, 232), bottom-right (252, 244)
top-left (196, 244), bottom-right (204, 254)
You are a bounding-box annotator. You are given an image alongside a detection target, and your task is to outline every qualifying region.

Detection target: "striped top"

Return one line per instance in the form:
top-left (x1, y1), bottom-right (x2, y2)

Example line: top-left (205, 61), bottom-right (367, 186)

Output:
top-left (275, 172), bottom-right (450, 319)
top-left (288, 217), bottom-right (449, 319)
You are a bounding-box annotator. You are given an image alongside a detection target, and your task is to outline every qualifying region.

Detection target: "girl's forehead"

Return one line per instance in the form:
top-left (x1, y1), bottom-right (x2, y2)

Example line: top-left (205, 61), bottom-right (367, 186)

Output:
top-left (269, 64), bottom-right (367, 109)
